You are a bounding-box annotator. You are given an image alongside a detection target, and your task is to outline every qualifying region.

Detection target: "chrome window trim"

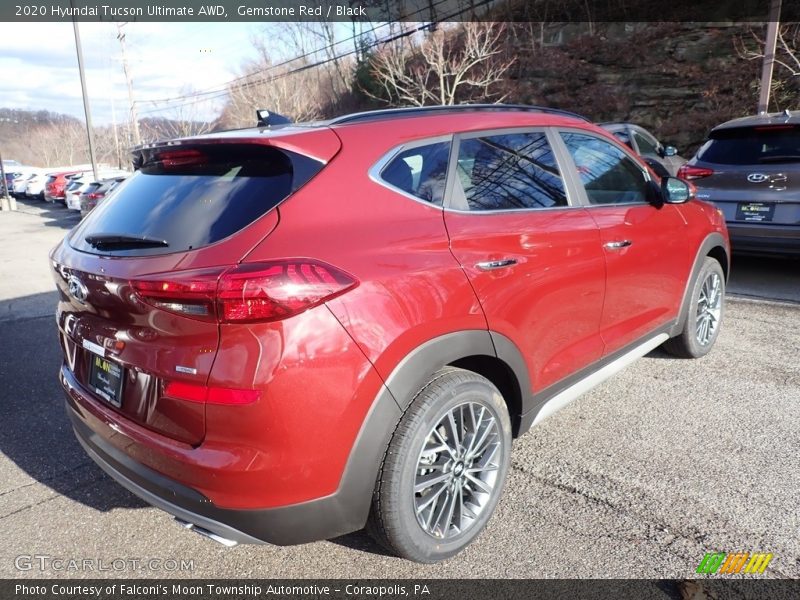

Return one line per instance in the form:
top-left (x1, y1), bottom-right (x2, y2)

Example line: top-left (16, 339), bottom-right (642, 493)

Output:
top-left (367, 126), bottom-right (658, 215)
top-left (367, 135), bottom-right (453, 211)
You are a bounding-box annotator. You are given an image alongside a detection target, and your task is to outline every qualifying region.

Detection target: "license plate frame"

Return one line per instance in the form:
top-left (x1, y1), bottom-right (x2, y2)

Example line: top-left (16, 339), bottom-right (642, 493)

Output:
top-left (736, 202), bottom-right (775, 222)
top-left (87, 349), bottom-right (124, 408)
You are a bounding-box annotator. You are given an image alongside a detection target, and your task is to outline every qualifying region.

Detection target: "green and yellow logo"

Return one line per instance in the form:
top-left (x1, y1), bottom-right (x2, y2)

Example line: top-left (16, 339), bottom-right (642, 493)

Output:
top-left (696, 552), bottom-right (773, 575)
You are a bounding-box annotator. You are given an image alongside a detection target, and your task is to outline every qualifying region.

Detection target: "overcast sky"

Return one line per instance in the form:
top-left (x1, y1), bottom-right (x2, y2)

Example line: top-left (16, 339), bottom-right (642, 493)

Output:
top-left (0, 22), bottom-right (265, 125)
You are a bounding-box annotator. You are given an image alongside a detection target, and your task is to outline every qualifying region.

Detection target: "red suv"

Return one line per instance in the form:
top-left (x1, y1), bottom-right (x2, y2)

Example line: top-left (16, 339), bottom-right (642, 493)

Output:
top-left (45, 170), bottom-right (82, 203)
top-left (52, 105), bottom-right (729, 562)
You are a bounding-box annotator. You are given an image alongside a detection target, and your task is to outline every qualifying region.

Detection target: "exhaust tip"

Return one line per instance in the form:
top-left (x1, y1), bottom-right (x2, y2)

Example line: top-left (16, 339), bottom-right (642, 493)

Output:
top-left (175, 518), bottom-right (238, 547)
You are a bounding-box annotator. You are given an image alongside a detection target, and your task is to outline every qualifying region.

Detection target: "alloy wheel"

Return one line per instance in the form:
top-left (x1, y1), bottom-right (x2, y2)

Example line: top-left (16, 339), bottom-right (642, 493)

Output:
top-left (695, 271), bottom-right (722, 345)
top-left (413, 401), bottom-right (502, 540)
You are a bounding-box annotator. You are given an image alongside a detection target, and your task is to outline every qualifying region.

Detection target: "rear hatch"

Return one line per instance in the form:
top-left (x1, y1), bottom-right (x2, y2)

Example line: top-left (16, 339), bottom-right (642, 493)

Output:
top-left (684, 124), bottom-right (800, 226)
top-left (52, 131), bottom-right (339, 444)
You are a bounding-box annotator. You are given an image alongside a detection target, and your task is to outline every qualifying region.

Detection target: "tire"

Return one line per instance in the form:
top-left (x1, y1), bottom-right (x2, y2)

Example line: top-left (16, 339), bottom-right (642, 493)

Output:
top-left (367, 367), bottom-right (512, 563)
top-left (663, 257), bottom-right (725, 358)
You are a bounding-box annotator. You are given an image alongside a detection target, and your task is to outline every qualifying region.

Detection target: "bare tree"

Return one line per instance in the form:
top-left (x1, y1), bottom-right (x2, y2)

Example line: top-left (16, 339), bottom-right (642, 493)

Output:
top-left (222, 64), bottom-right (328, 128)
top-left (149, 91), bottom-right (215, 139)
top-left (735, 23), bottom-right (800, 109)
top-left (23, 121), bottom-right (89, 167)
top-left (367, 22), bottom-right (514, 107)
top-left (266, 22), bottom-right (352, 108)
top-left (217, 26), bottom-right (356, 128)
top-left (737, 23), bottom-right (800, 76)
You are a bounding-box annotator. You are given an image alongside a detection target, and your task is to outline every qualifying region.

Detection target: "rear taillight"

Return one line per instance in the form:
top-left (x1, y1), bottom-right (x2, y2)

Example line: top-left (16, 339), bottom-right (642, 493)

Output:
top-left (217, 260), bottom-right (357, 323)
top-left (87, 192), bottom-right (105, 200)
top-left (131, 267), bottom-right (220, 320)
top-left (131, 260), bottom-right (357, 324)
top-left (164, 381), bottom-right (260, 405)
top-left (677, 165), bottom-right (714, 180)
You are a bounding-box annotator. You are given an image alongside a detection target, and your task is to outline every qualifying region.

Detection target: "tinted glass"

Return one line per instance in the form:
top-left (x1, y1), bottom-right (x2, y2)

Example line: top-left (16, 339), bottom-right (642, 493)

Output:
top-left (454, 132), bottom-right (566, 211)
top-left (561, 132), bottom-right (650, 205)
top-left (611, 131), bottom-right (633, 149)
top-left (633, 130), bottom-right (659, 155)
top-left (380, 141), bottom-right (451, 205)
top-left (79, 183), bottom-right (101, 195)
top-left (698, 126), bottom-right (800, 165)
top-left (71, 144), bottom-right (320, 256)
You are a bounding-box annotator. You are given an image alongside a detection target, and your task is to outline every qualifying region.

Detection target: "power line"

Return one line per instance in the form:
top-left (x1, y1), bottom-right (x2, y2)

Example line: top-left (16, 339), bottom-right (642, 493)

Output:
top-left (136, 0), bottom-right (467, 109)
top-left (137, 21), bottom-right (394, 105)
top-left (136, 0), bottom-right (497, 117)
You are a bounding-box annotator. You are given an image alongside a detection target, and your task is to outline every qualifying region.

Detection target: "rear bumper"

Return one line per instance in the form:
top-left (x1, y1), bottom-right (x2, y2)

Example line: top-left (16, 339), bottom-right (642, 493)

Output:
top-left (727, 223), bottom-right (800, 255)
top-left (61, 362), bottom-right (397, 545)
top-left (70, 411), bottom-right (264, 545)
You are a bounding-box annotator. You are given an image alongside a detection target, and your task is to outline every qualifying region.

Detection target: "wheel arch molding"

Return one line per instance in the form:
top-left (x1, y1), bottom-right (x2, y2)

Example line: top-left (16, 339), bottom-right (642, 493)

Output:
top-left (381, 330), bottom-right (532, 435)
top-left (671, 232), bottom-right (729, 338)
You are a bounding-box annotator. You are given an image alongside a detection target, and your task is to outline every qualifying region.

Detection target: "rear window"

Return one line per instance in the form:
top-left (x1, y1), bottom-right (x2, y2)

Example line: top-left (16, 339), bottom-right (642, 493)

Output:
top-left (698, 126), bottom-right (800, 165)
top-left (70, 144), bottom-right (322, 256)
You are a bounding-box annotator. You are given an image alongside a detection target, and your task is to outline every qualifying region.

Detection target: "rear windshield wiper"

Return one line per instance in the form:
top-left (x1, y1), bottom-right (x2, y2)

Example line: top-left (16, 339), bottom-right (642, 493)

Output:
top-left (85, 234), bottom-right (169, 249)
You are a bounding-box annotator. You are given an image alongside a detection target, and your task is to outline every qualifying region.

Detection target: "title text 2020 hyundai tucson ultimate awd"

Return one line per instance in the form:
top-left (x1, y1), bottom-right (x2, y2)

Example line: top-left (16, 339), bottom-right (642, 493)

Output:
top-left (52, 105), bottom-right (729, 563)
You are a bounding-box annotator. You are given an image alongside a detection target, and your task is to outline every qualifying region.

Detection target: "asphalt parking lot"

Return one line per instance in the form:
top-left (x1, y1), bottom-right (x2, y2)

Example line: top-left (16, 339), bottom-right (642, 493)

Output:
top-left (1, 199), bottom-right (798, 582)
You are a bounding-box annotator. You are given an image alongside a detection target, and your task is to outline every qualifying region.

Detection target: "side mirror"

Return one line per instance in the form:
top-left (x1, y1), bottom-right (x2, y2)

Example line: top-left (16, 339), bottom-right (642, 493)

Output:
top-left (661, 177), bottom-right (694, 204)
top-left (662, 145), bottom-right (678, 157)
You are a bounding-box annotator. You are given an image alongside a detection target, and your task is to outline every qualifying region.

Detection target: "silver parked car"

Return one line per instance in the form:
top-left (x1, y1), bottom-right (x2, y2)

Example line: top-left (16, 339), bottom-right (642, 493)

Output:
top-left (600, 123), bottom-right (686, 178)
top-left (678, 111), bottom-right (800, 256)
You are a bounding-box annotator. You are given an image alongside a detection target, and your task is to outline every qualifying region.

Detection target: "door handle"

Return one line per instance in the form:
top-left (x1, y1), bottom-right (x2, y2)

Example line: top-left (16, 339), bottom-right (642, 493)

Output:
top-left (604, 240), bottom-right (632, 250)
top-left (475, 259), bottom-right (517, 271)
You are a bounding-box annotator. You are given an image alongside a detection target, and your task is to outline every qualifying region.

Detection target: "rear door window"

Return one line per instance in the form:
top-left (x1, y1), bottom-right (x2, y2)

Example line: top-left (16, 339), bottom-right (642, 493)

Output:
top-left (453, 131), bottom-right (567, 211)
top-left (698, 126), bottom-right (800, 165)
top-left (70, 144), bottom-right (322, 256)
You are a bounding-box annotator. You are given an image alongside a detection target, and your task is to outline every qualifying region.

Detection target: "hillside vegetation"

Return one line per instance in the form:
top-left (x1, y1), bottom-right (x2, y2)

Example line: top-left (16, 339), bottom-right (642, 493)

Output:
top-left (2, 21), bottom-right (795, 167)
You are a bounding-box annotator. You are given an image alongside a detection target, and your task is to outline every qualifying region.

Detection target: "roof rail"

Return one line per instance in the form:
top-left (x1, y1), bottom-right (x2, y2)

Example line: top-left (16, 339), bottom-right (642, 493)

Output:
top-left (329, 104), bottom-right (591, 125)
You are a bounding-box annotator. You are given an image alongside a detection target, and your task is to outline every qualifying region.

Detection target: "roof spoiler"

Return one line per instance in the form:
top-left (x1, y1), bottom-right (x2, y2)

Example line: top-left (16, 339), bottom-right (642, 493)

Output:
top-left (257, 109), bottom-right (292, 128)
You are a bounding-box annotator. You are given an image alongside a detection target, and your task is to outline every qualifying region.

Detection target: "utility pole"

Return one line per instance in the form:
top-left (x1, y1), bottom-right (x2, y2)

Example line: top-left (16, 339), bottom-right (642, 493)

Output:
top-left (0, 150), bottom-right (17, 211)
top-left (110, 94), bottom-right (122, 169)
top-left (117, 23), bottom-right (141, 145)
top-left (72, 19), bottom-right (99, 181)
top-left (757, 0), bottom-right (782, 115)
top-left (0, 152), bottom-right (7, 198)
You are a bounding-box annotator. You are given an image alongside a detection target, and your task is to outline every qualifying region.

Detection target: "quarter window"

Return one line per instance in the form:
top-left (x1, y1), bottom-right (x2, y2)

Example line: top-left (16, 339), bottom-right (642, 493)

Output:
top-left (560, 132), bottom-right (650, 205)
top-left (380, 141), bottom-right (451, 205)
top-left (453, 132), bottom-right (567, 211)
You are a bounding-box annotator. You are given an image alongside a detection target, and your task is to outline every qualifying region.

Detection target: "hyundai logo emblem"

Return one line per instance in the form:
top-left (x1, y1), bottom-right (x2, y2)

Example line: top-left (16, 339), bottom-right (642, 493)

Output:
top-left (67, 275), bottom-right (89, 304)
top-left (747, 173), bottom-right (770, 183)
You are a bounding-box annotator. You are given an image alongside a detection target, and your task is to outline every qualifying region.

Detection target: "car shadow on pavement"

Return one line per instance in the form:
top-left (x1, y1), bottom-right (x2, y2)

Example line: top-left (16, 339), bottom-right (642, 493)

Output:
top-left (727, 253), bottom-right (800, 304)
top-left (328, 531), bottom-right (397, 558)
top-left (13, 197), bottom-right (82, 231)
top-left (0, 302), bottom-right (146, 515)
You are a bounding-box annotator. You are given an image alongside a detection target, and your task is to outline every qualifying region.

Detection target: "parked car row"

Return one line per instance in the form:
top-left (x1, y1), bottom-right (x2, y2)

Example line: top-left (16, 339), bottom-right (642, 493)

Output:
top-left (5, 163), bottom-right (129, 217)
top-left (6, 110), bottom-right (797, 255)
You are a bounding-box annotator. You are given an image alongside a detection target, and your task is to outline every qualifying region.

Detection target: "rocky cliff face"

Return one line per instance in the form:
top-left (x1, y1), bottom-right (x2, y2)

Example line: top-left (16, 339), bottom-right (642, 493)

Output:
top-left (504, 23), bottom-right (765, 156)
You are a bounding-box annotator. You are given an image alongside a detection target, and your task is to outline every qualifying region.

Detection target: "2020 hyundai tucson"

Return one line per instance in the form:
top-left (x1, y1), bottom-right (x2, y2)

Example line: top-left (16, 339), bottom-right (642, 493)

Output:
top-left (52, 105), bottom-right (729, 563)
top-left (679, 110), bottom-right (800, 255)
